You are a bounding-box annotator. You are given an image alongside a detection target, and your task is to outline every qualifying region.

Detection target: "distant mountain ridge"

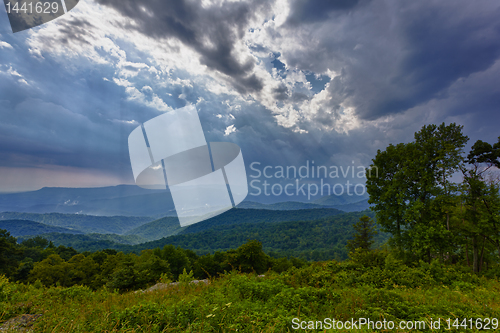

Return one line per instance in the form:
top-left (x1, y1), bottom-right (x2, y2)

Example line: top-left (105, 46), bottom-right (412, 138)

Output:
top-left (0, 185), bottom-right (370, 216)
top-left (131, 210), bottom-right (382, 260)
top-left (312, 192), bottom-right (369, 206)
top-left (0, 185), bottom-right (177, 216)
top-left (237, 198), bottom-right (370, 212)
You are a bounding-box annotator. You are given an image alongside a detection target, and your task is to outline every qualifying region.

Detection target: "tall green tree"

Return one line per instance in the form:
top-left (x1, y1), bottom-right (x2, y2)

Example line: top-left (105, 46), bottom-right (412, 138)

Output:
top-left (346, 215), bottom-right (378, 253)
top-left (366, 123), bottom-right (468, 262)
top-left (459, 137), bottom-right (500, 272)
top-left (0, 229), bottom-right (21, 277)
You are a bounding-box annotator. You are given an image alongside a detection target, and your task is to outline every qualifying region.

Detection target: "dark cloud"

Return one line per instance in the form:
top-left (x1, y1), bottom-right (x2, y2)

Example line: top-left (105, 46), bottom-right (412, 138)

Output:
top-left (1, 0), bottom-right (499, 193)
top-left (286, 0), bottom-right (500, 122)
top-left (286, 0), bottom-right (367, 25)
top-left (95, 0), bottom-right (270, 93)
top-left (361, 2), bottom-right (500, 120)
top-left (273, 84), bottom-right (288, 100)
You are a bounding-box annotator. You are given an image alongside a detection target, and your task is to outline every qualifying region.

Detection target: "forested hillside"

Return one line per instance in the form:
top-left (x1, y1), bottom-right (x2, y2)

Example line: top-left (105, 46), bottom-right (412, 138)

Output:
top-left (0, 220), bottom-right (83, 237)
top-left (124, 217), bottom-right (183, 241)
top-left (180, 208), bottom-right (344, 234)
top-left (0, 212), bottom-right (153, 234)
top-left (131, 211), bottom-right (383, 261)
top-left (15, 211), bottom-right (380, 261)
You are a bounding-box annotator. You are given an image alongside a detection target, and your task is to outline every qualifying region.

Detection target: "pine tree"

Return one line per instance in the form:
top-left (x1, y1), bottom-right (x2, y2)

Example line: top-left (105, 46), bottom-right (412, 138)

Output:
top-left (346, 215), bottom-right (378, 253)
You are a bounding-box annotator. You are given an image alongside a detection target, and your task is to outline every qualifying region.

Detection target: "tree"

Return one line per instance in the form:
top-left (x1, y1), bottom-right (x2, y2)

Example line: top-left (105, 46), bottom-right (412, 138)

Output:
top-left (0, 229), bottom-right (21, 277)
top-left (20, 236), bottom-right (49, 249)
top-left (159, 245), bottom-right (191, 280)
top-left (365, 143), bottom-right (410, 250)
top-left (224, 240), bottom-right (270, 274)
top-left (346, 215), bottom-right (378, 253)
top-left (459, 137), bottom-right (500, 272)
top-left (106, 256), bottom-right (140, 292)
top-left (29, 254), bottom-right (72, 287)
top-left (366, 123), bottom-right (468, 262)
top-left (68, 254), bottom-right (99, 287)
top-left (136, 250), bottom-right (171, 286)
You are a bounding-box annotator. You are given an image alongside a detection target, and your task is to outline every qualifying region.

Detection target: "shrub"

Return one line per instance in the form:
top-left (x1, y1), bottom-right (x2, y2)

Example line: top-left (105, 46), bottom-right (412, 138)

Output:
top-left (0, 275), bottom-right (13, 302)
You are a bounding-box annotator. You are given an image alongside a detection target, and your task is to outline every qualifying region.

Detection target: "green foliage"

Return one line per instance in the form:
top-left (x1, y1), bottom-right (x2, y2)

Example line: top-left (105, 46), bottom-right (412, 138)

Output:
top-left (106, 256), bottom-right (139, 292)
top-left (159, 272), bottom-right (172, 284)
top-left (29, 254), bottom-right (72, 287)
top-left (178, 268), bottom-right (194, 284)
top-left (366, 123), bottom-right (469, 262)
top-left (0, 258), bottom-right (499, 332)
top-left (458, 136), bottom-right (500, 273)
top-left (366, 123), bottom-right (500, 275)
top-left (84, 233), bottom-right (147, 245)
top-left (0, 275), bottom-right (13, 302)
top-left (20, 236), bottom-right (49, 249)
top-left (348, 248), bottom-right (387, 268)
top-left (346, 215), bottom-right (378, 253)
top-left (0, 229), bottom-right (22, 277)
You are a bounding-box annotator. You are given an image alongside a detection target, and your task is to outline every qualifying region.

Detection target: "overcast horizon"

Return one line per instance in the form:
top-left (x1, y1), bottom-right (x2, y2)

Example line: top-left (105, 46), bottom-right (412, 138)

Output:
top-left (1, 0), bottom-right (499, 193)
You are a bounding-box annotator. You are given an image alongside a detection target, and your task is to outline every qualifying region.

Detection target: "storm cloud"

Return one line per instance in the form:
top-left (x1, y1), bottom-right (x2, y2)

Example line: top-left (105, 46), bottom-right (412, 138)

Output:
top-left (0, 0), bottom-right (499, 192)
top-left (94, 0), bottom-right (271, 93)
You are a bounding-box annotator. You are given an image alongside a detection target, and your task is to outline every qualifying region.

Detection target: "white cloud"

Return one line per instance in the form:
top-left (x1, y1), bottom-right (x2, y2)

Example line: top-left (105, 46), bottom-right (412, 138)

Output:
top-left (224, 124), bottom-right (237, 136)
top-left (0, 41), bottom-right (13, 49)
top-left (113, 78), bottom-right (132, 87)
top-left (124, 86), bottom-right (173, 112)
top-left (110, 119), bottom-right (139, 126)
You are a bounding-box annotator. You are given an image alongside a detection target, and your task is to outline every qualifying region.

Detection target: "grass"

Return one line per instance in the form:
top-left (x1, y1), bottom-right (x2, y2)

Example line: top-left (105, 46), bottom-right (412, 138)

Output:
top-left (1, 262), bottom-right (500, 332)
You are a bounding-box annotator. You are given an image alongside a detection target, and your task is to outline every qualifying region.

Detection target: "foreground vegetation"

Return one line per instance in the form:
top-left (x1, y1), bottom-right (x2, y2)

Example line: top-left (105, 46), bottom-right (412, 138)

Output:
top-left (1, 249), bottom-right (500, 332)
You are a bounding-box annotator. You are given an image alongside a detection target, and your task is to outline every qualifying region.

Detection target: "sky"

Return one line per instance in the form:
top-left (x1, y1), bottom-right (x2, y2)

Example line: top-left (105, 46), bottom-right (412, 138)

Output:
top-left (0, 0), bottom-right (499, 193)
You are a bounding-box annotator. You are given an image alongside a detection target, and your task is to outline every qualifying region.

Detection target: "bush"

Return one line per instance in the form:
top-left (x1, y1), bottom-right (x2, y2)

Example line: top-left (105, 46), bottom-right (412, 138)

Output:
top-left (0, 275), bottom-right (13, 302)
top-left (178, 268), bottom-right (194, 284)
top-left (348, 248), bottom-right (387, 268)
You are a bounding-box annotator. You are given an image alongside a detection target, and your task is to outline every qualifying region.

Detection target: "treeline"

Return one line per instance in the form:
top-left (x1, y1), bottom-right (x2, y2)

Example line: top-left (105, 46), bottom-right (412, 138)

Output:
top-left (0, 230), bottom-right (307, 292)
top-left (367, 123), bottom-right (500, 273)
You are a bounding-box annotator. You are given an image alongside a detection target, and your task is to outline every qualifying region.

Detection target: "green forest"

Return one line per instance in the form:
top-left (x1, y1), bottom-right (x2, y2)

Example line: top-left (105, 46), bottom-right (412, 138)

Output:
top-left (12, 210), bottom-right (381, 260)
top-left (1, 123), bottom-right (500, 332)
